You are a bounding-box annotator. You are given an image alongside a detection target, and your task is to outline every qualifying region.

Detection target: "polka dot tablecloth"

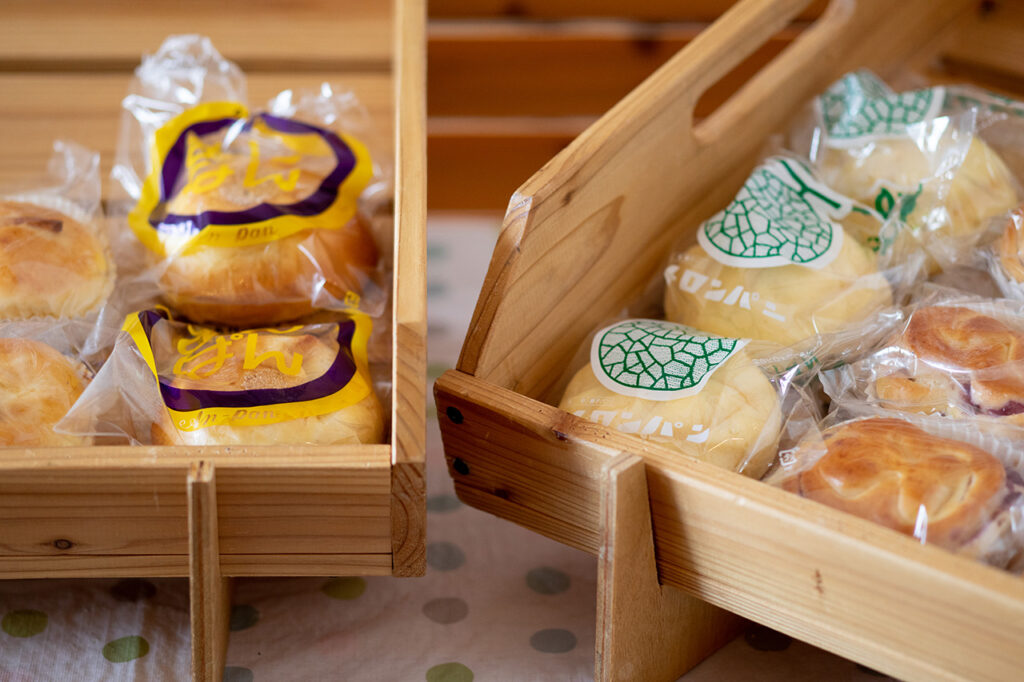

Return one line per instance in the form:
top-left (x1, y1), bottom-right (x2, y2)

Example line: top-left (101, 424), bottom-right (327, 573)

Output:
top-left (0, 216), bottom-right (898, 681)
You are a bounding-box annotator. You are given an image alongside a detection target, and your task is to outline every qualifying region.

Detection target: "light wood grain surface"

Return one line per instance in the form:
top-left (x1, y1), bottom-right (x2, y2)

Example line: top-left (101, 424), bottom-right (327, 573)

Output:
top-left (436, 369), bottom-right (1024, 682)
top-left (438, 0), bottom-right (1024, 681)
top-left (0, 0), bottom-right (427, 597)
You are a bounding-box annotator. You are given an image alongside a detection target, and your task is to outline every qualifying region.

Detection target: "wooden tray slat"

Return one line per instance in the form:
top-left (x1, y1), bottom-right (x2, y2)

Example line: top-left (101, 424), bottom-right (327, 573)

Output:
top-left (436, 370), bottom-right (1024, 682)
top-left (0, 72), bottom-right (393, 194)
top-left (428, 0), bottom-right (827, 22)
top-left (0, 0), bottom-right (392, 67)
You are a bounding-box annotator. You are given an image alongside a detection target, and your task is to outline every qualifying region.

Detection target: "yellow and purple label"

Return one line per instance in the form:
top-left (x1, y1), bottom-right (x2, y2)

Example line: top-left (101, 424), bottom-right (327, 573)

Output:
top-left (123, 308), bottom-right (373, 431)
top-left (129, 101), bottom-right (374, 256)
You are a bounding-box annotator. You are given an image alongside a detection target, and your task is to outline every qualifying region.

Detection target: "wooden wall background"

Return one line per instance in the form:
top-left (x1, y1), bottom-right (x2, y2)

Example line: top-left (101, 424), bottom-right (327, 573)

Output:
top-left (0, 0), bottom-right (1019, 212)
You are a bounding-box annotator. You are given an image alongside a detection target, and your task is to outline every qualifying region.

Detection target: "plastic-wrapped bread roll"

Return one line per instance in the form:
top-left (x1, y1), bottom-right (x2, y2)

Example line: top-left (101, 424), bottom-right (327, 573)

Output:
top-left (116, 37), bottom-right (387, 328)
top-left (59, 309), bottom-right (384, 446)
top-left (812, 71), bottom-right (1018, 257)
top-left (772, 416), bottom-right (1024, 569)
top-left (558, 319), bottom-right (782, 478)
top-left (0, 200), bottom-right (114, 320)
top-left (821, 295), bottom-right (1024, 436)
top-left (128, 102), bottom-right (379, 327)
top-left (664, 156), bottom-right (894, 348)
top-left (0, 337), bottom-right (90, 447)
top-left (989, 206), bottom-right (1024, 300)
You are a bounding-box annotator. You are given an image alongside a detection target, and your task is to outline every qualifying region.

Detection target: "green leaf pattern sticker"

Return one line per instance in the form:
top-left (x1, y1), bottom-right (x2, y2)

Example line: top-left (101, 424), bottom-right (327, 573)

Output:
top-left (818, 70), bottom-right (944, 146)
top-left (697, 157), bottom-right (850, 269)
top-left (591, 319), bottom-right (747, 401)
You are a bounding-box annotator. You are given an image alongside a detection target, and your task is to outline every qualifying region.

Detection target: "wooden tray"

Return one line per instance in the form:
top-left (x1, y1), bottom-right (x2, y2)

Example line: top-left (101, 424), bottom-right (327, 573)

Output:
top-left (435, 1), bottom-right (1024, 680)
top-left (0, 1), bottom-right (426, 679)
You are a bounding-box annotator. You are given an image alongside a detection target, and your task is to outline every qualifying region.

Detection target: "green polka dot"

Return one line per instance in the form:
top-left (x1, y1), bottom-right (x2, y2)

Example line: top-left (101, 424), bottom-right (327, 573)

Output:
top-left (422, 597), bottom-right (469, 624)
top-left (426, 542), bottom-right (465, 571)
top-left (530, 628), bottom-right (577, 653)
top-left (103, 635), bottom-right (150, 663)
top-left (2, 610), bottom-right (47, 638)
top-left (229, 604), bottom-right (260, 632)
top-left (426, 662), bottom-right (474, 682)
top-left (224, 666), bottom-right (255, 682)
top-left (427, 363), bottom-right (450, 381)
top-left (426, 494), bottom-right (462, 513)
top-left (321, 577), bottom-right (367, 600)
top-left (526, 567), bottom-right (570, 595)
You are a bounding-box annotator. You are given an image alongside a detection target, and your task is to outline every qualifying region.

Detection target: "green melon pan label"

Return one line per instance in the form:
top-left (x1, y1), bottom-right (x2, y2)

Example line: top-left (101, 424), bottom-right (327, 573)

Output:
top-left (818, 70), bottom-right (945, 146)
top-left (590, 319), bottom-right (748, 401)
top-left (697, 157), bottom-right (850, 269)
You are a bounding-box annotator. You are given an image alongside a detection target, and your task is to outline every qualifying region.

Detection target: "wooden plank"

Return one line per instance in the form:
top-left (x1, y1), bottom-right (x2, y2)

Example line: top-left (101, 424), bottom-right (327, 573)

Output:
top-left (187, 462), bottom-right (230, 682)
top-left (0, 554), bottom-right (393, 579)
top-left (435, 369), bottom-right (1024, 682)
top-left (390, 0), bottom-right (428, 577)
top-left (0, 446), bottom-right (392, 560)
top-left (0, 72), bottom-right (393, 195)
top-left (428, 0), bottom-right (827, 21)
top-left (0, 0), bottom-right (392, 67)
top-left (428, 24), bottom-right (796, 117)
top-left (456, 0), bottom-right (976, 398)
top-left (595, 453), bottom-right (741, 681)
top-left (944, 0), bottom-right (1024, 85)
top-left (427, 118), bottom-right (587, 211)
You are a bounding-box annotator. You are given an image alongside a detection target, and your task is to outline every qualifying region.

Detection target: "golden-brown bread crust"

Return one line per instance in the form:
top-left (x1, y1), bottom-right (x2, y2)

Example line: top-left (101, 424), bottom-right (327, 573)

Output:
top-left (156, 143), bottom-right (378, 327)
top-left (875, 306), bottom-right (1024, 417)
top-left (0, 201), bottom-right (112, 319)
top-left (149, 323), bottom-right (383, 446)
top-left (781, 417), bottom-right (1006, 549)
top-left (997, 207), bottom-right (1024, 283)
top-left (0, 337), bottom-right (90, 446)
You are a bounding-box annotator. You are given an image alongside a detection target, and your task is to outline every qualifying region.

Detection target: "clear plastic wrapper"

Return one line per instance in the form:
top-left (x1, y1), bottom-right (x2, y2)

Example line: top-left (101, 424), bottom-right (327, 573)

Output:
top-left (0, 319), bottom-right (95, 447)
top-left (821, 288), bottom-right (1024, 438)
top-left (0, 141), bottom-right (115, 323)
top-left (58, 308), bottom-right (385, 446)
top-left (663, 155), bottom-right (919, 363)
top-left (556, 318), bottom-right (809, 478)
top-left (986, 205), bottom-right (1024, 301)
top-left (801, 70), bottom-right (1021, 268)
top-left (767, 409), bottom-right (1024, 572)
top-left (111, 35), bottom-right (391, 327)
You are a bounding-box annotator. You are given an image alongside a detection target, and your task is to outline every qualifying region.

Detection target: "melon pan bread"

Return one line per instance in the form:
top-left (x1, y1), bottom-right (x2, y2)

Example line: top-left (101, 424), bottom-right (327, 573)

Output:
top-left (151, 326), bottom-right (384, 446)
top-left (819, 136), bottom-right (1018, 244)
top-left (559, 347), bottom-right (781, 478)
top-left (665, 212), bottom-right (892, 347)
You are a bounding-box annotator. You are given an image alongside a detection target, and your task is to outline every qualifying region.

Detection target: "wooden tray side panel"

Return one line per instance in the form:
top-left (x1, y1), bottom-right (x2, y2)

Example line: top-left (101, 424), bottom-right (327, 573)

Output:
top-left (391, 0), bottom-right (429, 577)
top-left (0, 447), bottom-right (393, 577)
top-left (435, 370), bottom-right (1024, 682)
top-left (0, 0), bottom-right (426, 582)
top-left (457, 0), bottom-right (973, 402)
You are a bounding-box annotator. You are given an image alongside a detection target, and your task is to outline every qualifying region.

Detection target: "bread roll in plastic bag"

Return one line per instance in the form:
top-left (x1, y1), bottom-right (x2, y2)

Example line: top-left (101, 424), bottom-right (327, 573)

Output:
top-left (557, 318), bottom-right (798, 478)
top-left (58, 308), bottom-right (384, 446)
top-left (986, 205), bottom-right (1024, 301)
top-left (768, 408), bottom-right (1024, 572)
top-left (821, 288), bottom-right (1024, 439)
top-left (807, 70), bottom-right (1019, 265)
top-left (0, 141), bottom-right (115, 325)
top-left (0, 319), bottom-right (97, 447)
top-left (663, 156), bottom-right (916, 361)
top-left (112, 35), bottom-right (389, 327)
